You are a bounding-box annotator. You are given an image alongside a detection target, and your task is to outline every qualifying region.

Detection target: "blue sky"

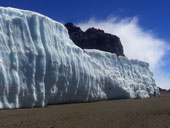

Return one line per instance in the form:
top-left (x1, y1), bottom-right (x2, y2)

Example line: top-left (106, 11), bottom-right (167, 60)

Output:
top-left (0, 0), bottom-right (170, 89)
top-left (1, 0), bottom-right (170, 40)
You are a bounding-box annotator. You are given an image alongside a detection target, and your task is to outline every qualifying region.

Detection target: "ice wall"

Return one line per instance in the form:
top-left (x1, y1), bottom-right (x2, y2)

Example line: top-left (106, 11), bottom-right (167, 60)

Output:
top-left (0, 7), bottom-right (159, 109)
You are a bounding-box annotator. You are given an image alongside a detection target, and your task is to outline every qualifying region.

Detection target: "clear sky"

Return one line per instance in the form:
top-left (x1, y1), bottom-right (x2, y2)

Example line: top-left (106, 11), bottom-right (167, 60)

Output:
top-left (0, 0), bottom-right (170, 89)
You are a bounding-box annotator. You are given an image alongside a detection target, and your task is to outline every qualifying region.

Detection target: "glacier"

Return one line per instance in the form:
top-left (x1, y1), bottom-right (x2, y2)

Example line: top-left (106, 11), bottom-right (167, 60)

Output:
top-left (0, 7), bottom-right (159, 109)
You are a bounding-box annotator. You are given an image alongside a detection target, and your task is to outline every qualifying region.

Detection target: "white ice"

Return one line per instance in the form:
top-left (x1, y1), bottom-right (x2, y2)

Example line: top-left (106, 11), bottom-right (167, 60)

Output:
top-left (0, 7), bottom-right (159, 109)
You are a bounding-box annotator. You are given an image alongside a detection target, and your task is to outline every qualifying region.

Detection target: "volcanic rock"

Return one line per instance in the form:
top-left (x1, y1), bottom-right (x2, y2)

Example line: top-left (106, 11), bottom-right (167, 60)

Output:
top-left (65, 22), bottom-right (124, 56)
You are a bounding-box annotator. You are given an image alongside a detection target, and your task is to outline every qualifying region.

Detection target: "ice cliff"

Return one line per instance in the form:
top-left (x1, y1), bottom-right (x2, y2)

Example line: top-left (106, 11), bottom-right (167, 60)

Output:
top-left (0, 7), bottom-right (159, 109)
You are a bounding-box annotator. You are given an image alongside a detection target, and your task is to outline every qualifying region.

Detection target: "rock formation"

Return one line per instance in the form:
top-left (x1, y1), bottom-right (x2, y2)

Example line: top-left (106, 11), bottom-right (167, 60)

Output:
top-left (65, 22), bottom-right (124, 56)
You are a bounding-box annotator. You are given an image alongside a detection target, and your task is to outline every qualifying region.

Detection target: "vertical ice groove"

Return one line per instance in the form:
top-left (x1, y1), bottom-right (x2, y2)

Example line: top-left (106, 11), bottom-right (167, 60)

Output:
top-left (27, 15), bottom-right (46, 107)
top-left (0, 7), bottom-right (159, 109)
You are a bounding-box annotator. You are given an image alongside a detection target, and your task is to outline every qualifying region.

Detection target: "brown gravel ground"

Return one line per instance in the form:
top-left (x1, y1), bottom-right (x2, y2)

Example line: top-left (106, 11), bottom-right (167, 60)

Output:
top-left (0, 92), bottom-right (170, 128)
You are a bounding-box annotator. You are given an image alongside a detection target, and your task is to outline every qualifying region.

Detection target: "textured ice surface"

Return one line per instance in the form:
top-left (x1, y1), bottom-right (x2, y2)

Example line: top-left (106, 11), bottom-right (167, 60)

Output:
top-left (0, 7), bottom-right (159, 109)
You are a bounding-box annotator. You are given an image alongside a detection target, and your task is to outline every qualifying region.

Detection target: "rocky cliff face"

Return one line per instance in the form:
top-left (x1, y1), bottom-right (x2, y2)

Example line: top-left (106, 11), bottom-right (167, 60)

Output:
top-left (65, 23), bottom-right (124, 56)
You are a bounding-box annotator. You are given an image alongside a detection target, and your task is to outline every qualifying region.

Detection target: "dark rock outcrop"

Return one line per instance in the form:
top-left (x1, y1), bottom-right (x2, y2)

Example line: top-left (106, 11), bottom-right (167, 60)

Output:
top-left (158, 87), bottom-right (169, 92)
top-left (65, 22), bottom-right (124, 56)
